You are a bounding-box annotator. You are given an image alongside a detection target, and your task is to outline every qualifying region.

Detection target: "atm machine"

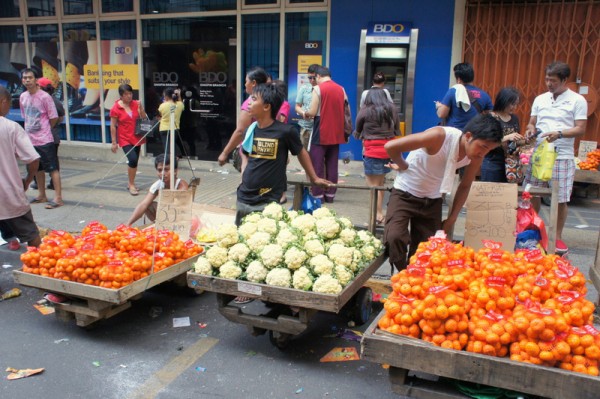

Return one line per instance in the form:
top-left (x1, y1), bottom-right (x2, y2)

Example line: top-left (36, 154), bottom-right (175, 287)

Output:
top-left (356, 22), bottom-right (418, 135)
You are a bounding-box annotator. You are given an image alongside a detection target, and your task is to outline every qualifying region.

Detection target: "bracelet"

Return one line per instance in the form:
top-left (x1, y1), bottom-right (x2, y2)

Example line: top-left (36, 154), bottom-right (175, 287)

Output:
top-left (558, 130), bottom-right (563, 139)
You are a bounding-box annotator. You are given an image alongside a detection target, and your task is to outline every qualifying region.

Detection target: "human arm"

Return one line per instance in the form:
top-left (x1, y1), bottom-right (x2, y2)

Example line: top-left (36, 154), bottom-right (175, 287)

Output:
top-left (218, 110), bottom-right (253, 165)
top-left (435, 101), bottom-right (450, 119)
top-left (110, 116), bottom-right (119, 153)
top-left (304, 88), bottom-right (320, 119)
top-left (295, 102), bottom-right (307, 119)
top-left (23, 159), bottom-right (40, 191)
top-left (49, 117), bottom-right (59, 128)
top-left (540, 120), bottom-right (587, 143)
top-left (384, 127), bottom-right (446, 171)
top-left (297, 149), bottom-right (333, 187)
top-left (138, 102), bottom-right (147, 119)
top-left (441, 158), bottom-right (482, 234)
top-left (525, 115), bottom-right (538, 139)
top-left (127, 191), bottom-right (158, 226)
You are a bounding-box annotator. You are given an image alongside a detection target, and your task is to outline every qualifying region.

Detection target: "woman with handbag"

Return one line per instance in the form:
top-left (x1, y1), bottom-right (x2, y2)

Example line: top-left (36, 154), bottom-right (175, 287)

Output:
top-left (354, 88), bottom-right (400, 224)
top-left (480, 87), bottom-right (525, 183)
top-left (110, 83), bottom-right (147, 196)
top-left (158, 87), bottom-right (185, 157)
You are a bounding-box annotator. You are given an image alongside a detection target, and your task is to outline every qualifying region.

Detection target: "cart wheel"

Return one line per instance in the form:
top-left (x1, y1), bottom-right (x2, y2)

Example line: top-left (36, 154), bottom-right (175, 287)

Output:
top-left (269, 330), bottom-right (292, 350)
top-left (352, 287), bottom-right (373, 325)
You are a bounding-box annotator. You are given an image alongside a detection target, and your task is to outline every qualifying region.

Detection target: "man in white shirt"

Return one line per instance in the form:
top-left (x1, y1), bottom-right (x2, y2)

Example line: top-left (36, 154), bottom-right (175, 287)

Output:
top-left (524, 61), bottom-right (588, 255)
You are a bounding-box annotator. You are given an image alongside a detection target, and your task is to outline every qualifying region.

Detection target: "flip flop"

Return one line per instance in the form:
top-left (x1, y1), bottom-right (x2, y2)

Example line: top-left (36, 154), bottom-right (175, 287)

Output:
top-left (30, 197), bottom-right (47, 204)
top-left (233, 297), bottom-right (254, 304)
top-left (45, 201), bottom-right (64, 209)
top-left (128, 186), bottom-right (139, 196)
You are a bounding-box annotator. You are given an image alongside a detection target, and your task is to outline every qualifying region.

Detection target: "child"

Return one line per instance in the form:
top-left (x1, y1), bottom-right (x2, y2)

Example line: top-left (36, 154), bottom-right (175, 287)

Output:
top-left (126, 154), bottom-right (189, 226)
top-left (383, 113), bottom-right (503, 271)
top-left (235, 82), bottom-right (332, 225)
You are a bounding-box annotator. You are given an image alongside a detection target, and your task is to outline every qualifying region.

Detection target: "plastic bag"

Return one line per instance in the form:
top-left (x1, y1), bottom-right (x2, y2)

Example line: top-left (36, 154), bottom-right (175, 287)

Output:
top-left (301, 187), bottom-right (321, 214)
top-left (531, 140), bottom-right (557, 181)
top-left (515, 190), bottom-right (548, 250)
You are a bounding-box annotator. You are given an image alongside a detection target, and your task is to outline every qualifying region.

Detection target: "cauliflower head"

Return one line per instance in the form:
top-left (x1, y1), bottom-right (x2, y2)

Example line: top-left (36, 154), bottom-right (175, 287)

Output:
top-left (246, 231), bottom-right (272, 252)
top-left (205, 245), bottom-right (228, 267)
top-left (257, 217), bottom-right (278, 235)
top-left (357, 230), bottom-right (373, 245)
top-left (313, 274), bottom-right (342, 294)
top-left (238, 221), bottom-right (258, 240)
top-left (338, 217), bottom-right (353, 229)
top-left (243, 213), bottom-right (263, 224)
top-left (228, 243), bottom-right (251, 263)
top-left (262, 202), bottom-right (284, 220)
top-left (327, 243), bottom-right (354, 267)
top-left (259, 243), bottom-right (284, 269)
top-left (339, 228), bottom-right (357, 246)
top-left (349, 249), bottom-right (363, 272)
top-left (361, 244), bottom-right (377, 262)
top-left (193, 256), bottom-right (213, 275)
top-left (312, 207), bottom-right (334, 219)
top-left (304, 239), bottom-right (325, 257)
top-left (219, 261), bottom-right (243, 280)
top-left (290, 214), bottom-right (316, 235)
top-left (265, 267), bottom-right (292, 288)
top-left (245, 260), bottom-right (268, 283)
top-left (215, 224), bottom-right (239, 248)
top-left (334, 265), bottom-right (353, 287)
top-left (316, 216), bottom-right (341, 239)
top-left (286, 210), bottom-right (299, 220)
top-left (309, 254), bottom-right (334, 275)
top-left (292, 267), bottom-right (314, 291)
top-left (275, 228), bottom-right (299, 248)
top-left (304, 231), bottom-right (319, 241)
top-left (284, 246), bottom-right (308, 270)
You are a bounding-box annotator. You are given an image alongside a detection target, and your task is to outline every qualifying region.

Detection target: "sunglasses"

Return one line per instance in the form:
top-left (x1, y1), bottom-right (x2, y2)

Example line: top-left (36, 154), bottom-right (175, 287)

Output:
top-left (308, 76), bottom-right (316, 80)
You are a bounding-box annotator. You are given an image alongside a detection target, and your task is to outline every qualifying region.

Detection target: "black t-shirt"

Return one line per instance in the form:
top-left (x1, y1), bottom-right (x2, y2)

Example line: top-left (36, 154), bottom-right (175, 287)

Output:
top-left (237, 121), bottom-right (303, 205)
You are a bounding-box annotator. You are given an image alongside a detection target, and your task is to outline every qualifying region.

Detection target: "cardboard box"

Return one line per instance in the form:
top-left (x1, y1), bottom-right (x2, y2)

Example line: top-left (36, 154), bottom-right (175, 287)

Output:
top-left (465, 182), bottom-right (517, 251)
top-left (578, 140), bottom-right (598, 160)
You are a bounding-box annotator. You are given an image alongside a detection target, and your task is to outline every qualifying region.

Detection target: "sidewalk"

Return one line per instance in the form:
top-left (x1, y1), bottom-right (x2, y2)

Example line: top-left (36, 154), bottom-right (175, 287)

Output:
top-left (7, 143), bottom-right (600, 302)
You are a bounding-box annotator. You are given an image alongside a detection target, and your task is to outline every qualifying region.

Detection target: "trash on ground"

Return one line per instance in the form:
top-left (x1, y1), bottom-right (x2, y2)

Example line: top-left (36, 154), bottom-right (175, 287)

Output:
top-left (319, 347), bottom-right (360, 362)
top-left (197, 322), bottom-right (207, 328)
top-left (33, 303), bottom-right (55, 315)
top-left (173, 317), bottom-right (191, 328)
top-left (246, 350), bottom-right (257, 357)
top-left (6, 367), bottom-right (44, 380)
top-left (2, 264), bottom-right (13, 269)
top-left (295, 387), bottom-right (304, 394)
top-left (195, 366), bottom-right (207, 372)
top-left (149, 306), bottom-right (162, 318)
top-left (575, 224), bottom-right (589, 229)
top-left (92, 361), bottom-right (100, 367)
top-left (338, 329), bottom-right (363, 342)
top-left (1, 288), bottom-right (22, 301)
top-left (54, 338), bottom-right (69, 344)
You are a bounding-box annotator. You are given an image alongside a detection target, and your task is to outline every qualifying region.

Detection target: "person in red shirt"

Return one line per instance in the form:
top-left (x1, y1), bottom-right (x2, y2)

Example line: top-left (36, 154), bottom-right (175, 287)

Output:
top-left (305, 66), bottom-right (348, 203)
top-left (110, 84), bottom-right (147, 196)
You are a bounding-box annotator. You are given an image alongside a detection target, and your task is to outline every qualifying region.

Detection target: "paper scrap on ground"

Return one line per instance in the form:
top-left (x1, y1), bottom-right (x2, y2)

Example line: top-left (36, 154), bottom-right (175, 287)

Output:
top-left (54, 338), bottom-right (69, 344)
top-left (338, 329), bottom-right (363, 342)
top-left (6, 367), bottom-right (45, 380)
top-left (34, 304), bottom-right (55, 315)
top-left (173, 317), bottom-right (191, 328)
top-left (319, 347), bottom-right (360, 362)
top-left (575, 224), bottom-right (589, 229)
top-left (2, 264), bottom-right (13, 269)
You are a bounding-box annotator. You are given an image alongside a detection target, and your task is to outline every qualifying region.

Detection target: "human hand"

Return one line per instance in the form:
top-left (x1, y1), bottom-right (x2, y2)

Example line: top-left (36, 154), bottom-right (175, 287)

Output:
top-left (217, 152), bottom-right (228, 166)
top-left (504, 132), bottom-right (524, 143)
top-left (111, 142), bottom-right (118, 153)
top-left (385, 162), bottom-right (400, 171)
top-left (313, 178), bottom-right (334, 188)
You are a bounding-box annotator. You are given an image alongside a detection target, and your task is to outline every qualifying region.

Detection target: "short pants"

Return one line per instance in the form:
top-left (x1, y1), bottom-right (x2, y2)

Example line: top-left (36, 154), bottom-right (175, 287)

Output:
top-left (0, 210), bottom-right (40, 244)
top-left (34, 142), bottom-right (60, 172)
top-left (363, 156), bottom-right (391, 176)
top-left (523, 158), bottom-right (574, 203)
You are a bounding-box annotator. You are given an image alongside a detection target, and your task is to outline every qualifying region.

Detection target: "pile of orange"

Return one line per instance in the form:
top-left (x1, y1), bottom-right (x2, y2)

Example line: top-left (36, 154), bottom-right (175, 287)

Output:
top-left (379, 237), bottom-right (600, 375)
top-left (578, 149), bottom-right (600, 171)
top-left (21, 221), bottom-right (203, 289)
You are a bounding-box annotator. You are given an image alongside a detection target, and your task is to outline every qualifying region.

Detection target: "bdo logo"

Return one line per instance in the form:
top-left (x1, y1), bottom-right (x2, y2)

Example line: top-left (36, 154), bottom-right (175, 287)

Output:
top-left (305, 43), bottom-right (319, 49)
top-left (115, 46), bottom-right (132, 55)
top-left (373, 24), bottom-right (405, 33)
top-left (153, 72), bottom-right (179, 83)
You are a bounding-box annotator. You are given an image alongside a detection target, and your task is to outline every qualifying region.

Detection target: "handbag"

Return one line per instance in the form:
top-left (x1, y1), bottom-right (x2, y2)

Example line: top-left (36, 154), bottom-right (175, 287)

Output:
top-left (505, 151), bottom-right (524, 184)
top-left (301, 187), bottom-right (321, 214)
top-left (135, 117), bottom-right (155, 139)
top-left (531, 139), bottom-right (557, 181)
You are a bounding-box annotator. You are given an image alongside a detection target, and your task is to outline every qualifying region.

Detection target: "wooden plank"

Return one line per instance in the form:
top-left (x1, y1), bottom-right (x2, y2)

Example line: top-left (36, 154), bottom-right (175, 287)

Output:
top-left (389, 367), bottom-right (472, 399)
top-left (574, 170), bottom-right (600, 184)
top-left (361, 311), bottom-right (600, 399)
top-left (13, 255), bottom-right (198, 304)
top-left (187, 254), bottom-right (386, 313)
top-left (219, 306), bottom-right (308, 335)
top-left (365, 277), bottom-right (392, 295)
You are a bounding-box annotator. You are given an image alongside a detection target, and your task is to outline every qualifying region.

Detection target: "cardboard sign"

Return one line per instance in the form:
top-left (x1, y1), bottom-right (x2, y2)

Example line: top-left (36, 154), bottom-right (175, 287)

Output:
top-left (465, 182), bottom-right (518, 251)
top-left (578, 140), bottom-right (598, 160)
top-left (155, 189), bottom-right (194, 239)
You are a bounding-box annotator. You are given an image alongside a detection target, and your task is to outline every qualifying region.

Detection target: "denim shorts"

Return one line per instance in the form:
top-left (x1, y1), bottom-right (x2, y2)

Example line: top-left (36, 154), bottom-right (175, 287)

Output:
top-left (363, 156), bottom-right (391, 175)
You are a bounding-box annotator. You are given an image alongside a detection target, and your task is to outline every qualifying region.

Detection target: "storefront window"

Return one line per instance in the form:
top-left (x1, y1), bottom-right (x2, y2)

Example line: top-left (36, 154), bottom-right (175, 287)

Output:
top-left (288, 0), bottom-right (326, 4)
top-left (63, 0), bottom-right (93, 15)
top-left (0, 25), bottom-right (26, 122)
top-left (0, 1), bottom-right (20, 18)
top-left (143, 17), bottom-right (236, 160)
top-left (27, 0), bottom-right (57, 17)
top-left (102, 0), bottom-right (133, 13)
top-left (242, 14), bottom-right (280, 79)
top-left (141, 0), bottom-right (236, 14)
top-left (244, 0), bottom-right (278, 5)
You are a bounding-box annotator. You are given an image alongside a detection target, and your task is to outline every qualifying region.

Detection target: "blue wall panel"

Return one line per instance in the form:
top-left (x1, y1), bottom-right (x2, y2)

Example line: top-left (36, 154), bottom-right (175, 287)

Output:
top-left (330, 0), bottom-right (456, 159)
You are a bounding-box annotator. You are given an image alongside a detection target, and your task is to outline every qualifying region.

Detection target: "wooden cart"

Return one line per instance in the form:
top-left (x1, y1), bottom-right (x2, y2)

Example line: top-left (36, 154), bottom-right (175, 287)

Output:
top-left (361, 311), bottom-right (600, 399)
top-left (187, 254), bottom-right (386, 349)
top-left (13, 255), bottom-right (199, 327)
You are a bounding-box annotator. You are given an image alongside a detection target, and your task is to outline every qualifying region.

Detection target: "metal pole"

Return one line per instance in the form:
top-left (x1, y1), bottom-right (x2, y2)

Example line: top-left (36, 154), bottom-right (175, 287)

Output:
top-left (169, 104), bottom-right (175, 186)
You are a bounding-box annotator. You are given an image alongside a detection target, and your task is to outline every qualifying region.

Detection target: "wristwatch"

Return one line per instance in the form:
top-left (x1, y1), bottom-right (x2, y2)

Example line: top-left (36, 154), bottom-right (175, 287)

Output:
top-left (557, 130), bottom-right (563, 139)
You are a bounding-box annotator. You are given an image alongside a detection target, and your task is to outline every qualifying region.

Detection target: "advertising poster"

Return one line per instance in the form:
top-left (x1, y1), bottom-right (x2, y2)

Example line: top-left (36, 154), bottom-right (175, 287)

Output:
top-left (287, 41), bottom-right (322, 126)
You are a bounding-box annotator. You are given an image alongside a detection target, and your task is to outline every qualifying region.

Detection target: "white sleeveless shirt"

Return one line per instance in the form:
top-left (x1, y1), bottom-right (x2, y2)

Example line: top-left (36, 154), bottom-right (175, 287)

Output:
top-left (393, 127), bottom-right (470, 199)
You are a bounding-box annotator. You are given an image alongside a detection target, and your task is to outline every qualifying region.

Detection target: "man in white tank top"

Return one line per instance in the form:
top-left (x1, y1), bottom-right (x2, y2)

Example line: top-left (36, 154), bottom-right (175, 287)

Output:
top-left (383, 114), bottom-right (503, 271)
top-left (126, 154), bottom-right (189, 226)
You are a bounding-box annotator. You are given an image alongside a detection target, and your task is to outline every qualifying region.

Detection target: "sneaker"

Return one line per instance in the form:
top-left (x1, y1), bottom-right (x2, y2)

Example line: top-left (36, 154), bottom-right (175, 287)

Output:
top-left (43, 293), bottom-right (69, 304)
top-left (555, 240), bottom-right (569, 255)
top-left (7, 240), bottom-right (20, 251)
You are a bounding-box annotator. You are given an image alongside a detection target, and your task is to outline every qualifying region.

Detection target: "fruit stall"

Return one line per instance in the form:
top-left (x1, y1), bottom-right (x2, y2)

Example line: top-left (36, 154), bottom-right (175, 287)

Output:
top-left (12, 222), bottom-right (204, 327)
top-left (360, 234), bottom-right (600, 398)
top-left (187, 203), bottom-right (386, 349)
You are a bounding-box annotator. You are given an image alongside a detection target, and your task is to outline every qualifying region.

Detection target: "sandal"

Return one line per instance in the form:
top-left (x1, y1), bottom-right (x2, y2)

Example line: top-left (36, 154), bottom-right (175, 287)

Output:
top-left (30, 197), bottom-right (47, 204)
top-left (128, 186), bottom-right (139, 196)
top-left (233, 297), bottom-right (254, 304)
top-left (45, 201), bottom-right (64, 209)
top-left (43, 293), bottom-right (69, 304)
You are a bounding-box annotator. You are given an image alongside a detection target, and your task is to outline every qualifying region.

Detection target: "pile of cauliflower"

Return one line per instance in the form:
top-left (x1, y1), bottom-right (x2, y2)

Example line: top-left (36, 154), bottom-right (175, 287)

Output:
top-left (193, 203), bottom-right (383, 294)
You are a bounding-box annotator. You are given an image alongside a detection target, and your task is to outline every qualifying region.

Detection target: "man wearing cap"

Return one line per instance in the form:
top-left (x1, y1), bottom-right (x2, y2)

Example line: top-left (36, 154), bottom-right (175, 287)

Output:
top-left (19, 68), bottom-right (64, 209)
